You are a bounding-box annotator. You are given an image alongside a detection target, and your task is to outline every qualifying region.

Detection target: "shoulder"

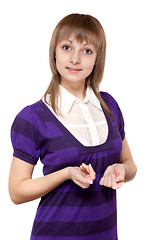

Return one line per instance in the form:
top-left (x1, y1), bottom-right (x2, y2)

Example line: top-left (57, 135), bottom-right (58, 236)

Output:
top-left (11, 100), bottom-right (44, 129)
top-left (100, 91), bottom-right (120, 109)
top-left (11, 100), bottom-right (43, 164)
top-left (15, 100), bottom-right (41, 120)
top-left (100, 91), bottom-right (125, 123)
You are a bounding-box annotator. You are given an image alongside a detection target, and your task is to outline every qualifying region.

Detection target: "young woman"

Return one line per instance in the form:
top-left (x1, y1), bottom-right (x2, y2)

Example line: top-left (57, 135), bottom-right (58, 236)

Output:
top-left (9, 13), bottom-right (137, 240)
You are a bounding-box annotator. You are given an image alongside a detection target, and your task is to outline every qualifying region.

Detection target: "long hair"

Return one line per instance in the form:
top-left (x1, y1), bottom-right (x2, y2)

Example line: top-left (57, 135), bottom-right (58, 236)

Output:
top-left (44, 13), bottom-right (113, 119)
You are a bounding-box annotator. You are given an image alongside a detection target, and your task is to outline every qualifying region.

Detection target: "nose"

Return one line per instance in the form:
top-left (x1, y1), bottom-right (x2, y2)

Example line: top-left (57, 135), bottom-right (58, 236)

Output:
top-left (70, 50), bottom-right (80, 65)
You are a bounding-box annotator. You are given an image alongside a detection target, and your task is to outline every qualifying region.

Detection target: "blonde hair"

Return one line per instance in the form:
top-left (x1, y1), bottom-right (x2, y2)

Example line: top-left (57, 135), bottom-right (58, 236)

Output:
top-left (44, 13), bottom-right (113, 119)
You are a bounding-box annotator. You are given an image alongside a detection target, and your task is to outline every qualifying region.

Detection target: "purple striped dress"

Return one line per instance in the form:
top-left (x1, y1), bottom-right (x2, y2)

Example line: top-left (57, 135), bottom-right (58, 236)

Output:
top-left (11, 91), bottom-right (125, 240)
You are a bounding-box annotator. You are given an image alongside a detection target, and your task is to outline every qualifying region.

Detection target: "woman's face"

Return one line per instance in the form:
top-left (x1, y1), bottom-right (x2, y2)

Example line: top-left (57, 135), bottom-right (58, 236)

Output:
top-left (55, 34), bottom-right (97, 85)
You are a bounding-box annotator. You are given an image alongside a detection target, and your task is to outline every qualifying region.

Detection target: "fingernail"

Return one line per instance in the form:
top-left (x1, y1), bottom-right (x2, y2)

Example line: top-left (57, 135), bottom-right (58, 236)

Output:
top-left (88, 180), bottom-right (93, 184)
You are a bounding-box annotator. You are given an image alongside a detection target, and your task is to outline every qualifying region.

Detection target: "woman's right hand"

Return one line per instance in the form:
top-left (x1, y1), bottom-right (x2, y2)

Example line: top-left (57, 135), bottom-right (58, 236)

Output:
top-left (68, 163), bottom-right (96, 189)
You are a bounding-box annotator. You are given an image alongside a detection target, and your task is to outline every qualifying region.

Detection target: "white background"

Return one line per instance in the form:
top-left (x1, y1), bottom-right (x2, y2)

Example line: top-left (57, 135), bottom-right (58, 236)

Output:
top-left (1, 0), bottom-right (156, 239)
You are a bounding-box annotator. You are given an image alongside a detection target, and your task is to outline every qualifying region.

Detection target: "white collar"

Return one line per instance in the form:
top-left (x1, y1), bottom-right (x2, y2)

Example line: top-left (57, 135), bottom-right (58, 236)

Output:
top-left (46, 83), bottom-right (102, 116)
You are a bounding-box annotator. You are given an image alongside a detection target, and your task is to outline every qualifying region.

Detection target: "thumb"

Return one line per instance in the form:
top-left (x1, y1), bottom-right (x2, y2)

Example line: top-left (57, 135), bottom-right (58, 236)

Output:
top-left (80, 174), bottom-right (93, 185)
top-left (115, 175), bottom-right (124, 183)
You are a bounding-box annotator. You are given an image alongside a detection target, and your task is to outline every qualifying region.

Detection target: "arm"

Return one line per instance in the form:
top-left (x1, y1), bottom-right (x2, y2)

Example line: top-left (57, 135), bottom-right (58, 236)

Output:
top-left (8, 157), bottom-right (70, 205)
top-left (99, 137), bottom-right (137, 189)
top-left (119, 137), bottom-right (137, 182)
top-left (8, 157), bottom-right (96, 205)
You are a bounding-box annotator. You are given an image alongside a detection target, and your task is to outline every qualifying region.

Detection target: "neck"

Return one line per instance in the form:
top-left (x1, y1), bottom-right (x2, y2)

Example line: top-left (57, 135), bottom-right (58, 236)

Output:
top-left (60, 80), bottom-right (87, 101)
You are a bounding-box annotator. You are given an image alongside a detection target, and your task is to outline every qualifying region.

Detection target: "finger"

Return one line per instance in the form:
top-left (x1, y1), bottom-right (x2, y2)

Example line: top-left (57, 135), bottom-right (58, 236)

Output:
top-left (111, 174), bottom-right (117, 189)
top-left (99, 176), bottom-right (104, 185)
top-left (103, 166), bottom-right (112, 177)
top-left (89, 164), bottom-right (96, 180)
top-left (115, 181), bottom-right (124, 189)
top-left (89, 163), bottom-right (94, 172)
top-left (102, 175), bottom-right (108, 187)
top-left (80, 165), bottom-right (88, 172)
top-left (101, 172), bottom-right (109, 185)
top-left (101, 173), bottom-right (114, 188)
top-left (79, 173), bottom-right (93, 185)
top-left (116, 175), bottom-right (124, 183)
top-left (106, 173), bottom-right (112, 188)
top-left (81, 163), bottom-right (90, 173)
top-left (111, 174), bottom-right (124, 189)
top-left (83, 176), bottom-right (93, 184)
top-left (80, 165), bottom-right (90, 177)
top-left (102, 171), bottom-right (111, 186)
top-left (99, 177), bottom-right (103, 185)
top-left (81, 163), bottom-right (96, 181)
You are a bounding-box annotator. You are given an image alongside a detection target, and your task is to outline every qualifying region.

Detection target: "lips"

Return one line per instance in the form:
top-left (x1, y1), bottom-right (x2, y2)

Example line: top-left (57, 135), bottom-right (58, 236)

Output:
top-left (66, 67), bottom-right (82, 73)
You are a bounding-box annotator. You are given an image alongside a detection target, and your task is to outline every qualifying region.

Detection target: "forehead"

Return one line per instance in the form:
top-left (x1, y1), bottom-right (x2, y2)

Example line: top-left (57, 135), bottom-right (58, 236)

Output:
top-left (57, 31), bottom-right (98, 49)
top-left (60, 35), bottom-right (93, 45)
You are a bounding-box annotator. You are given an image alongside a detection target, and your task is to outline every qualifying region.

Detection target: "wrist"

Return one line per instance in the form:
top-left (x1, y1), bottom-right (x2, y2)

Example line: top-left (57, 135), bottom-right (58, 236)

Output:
top-left (114, 163), bottom-right (126, 182)
top-left (121, 163), bottom-right (126, 182)
top-left (66, 166), bottom-right (72, 180)
top-left (121, 161), bottom-right (137, 182)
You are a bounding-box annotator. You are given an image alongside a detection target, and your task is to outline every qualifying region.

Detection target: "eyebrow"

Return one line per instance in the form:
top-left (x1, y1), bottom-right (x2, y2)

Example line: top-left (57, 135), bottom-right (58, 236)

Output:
top-left (63, 39), bottom-right (92, 47)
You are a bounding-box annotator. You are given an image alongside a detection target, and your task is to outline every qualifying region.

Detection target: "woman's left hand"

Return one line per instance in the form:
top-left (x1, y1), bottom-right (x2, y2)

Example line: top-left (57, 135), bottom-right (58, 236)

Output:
top-left (99, 164), bottom-right (126, 190)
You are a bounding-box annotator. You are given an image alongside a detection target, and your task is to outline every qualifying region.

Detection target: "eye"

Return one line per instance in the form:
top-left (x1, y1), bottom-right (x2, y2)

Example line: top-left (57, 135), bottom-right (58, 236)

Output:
top-left (84, 48), bottom-right (93, 54)
top-left (62, 45), bottom-right (71, 51)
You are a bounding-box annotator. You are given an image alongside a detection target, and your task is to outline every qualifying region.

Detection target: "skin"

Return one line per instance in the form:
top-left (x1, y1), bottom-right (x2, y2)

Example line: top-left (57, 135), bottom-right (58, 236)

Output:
top-left (8, 35), bottom-right (137, 205)
top-left (55, 34), bottom-right (97, 100)
top-left (55, 35), bottom-right (137, 188)
top-left (80, 137), bottom-right (137, 189)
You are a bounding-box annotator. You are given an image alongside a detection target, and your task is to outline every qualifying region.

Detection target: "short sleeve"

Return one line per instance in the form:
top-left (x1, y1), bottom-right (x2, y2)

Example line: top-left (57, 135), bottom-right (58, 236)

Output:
top-left (10, 105), bottom-right (41, 165)
top-left (100, 91), bottom-right (125, 141)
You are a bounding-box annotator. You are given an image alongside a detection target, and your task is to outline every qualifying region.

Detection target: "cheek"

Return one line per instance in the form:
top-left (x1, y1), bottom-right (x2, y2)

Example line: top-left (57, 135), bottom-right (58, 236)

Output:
top-left (55, 57), bottom-right (61, 69)
top-left (55, 54), bottom-right (65, 73)
top-left (55, 48), bottom-right (64, 69)
top-left (55, 59), bottom-right (61, 74)
top-left (84, 59), bottom-right (96, 74)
